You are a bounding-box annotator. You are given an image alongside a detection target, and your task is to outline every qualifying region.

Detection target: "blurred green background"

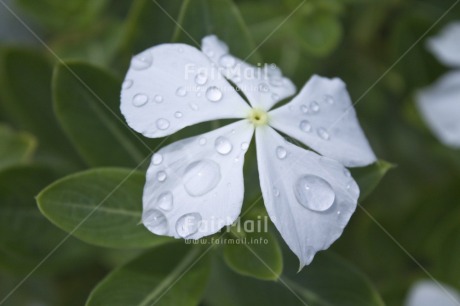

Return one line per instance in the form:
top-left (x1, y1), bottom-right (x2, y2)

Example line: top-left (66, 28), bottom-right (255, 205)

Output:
top-left (0, 0), bottom-right (460, 305)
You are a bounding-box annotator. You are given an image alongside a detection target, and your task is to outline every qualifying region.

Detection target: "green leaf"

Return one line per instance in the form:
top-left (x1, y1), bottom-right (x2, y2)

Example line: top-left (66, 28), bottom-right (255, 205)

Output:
top-left (0, 124), bottom-right (36, 171)
top-left (0, 47), bottom-right (84, 173)
top-left (0, 165), bottom-right (94, 273)
top-left (86, 243), bottom-right (211, 306)
top-left (205, 251), bottom-right (385, 306)
top-left (173, 0), bottom-right (261, 64)
top-left (223, 228), bottom-right (283, 281)
top-left (295, 12), bottom-right (343, 57)
top-left (53, 61), bottom-right (157, 167)
top-left (37, 168), bottom-right (170, 248)
top-left (352, 160), bottom-right (394, 201)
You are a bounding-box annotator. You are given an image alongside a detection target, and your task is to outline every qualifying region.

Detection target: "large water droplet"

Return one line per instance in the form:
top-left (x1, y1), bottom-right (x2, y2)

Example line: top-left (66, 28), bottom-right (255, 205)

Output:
top-left (152, 153), bottom-right (163, 165)
top-left (176, 86), bottom-right (187, 97)
top-left (156, 118), bottom-right (170, 130)
top-left (122, 79), bottom-right (133, 89)
top-left (215, 136), bottom-right (232, 155)
top-left (183, 160), bottom-right (221, 197)
top-left (176, 213), bottom-right (202, 238)
top-left (294, 175), bottom-right (335, 211)
top-left (157, 171), bottom-right (167, 182)
top-left (195, 73), bottom-right (208, 85)
top-left (258, 83), bottom-right (270, 93)
top-left (310, 101), bottom-right (320, 112)
top-left (157, 192), bottom-right (173, 211)
top-left (131, 51), bottom-right (153, 70)
top-left (317, 128), bottom-right (330, 140)
top-left (132, 94), bottom-right (148, 107)
top-left (276, 146), bottom-right (287, 159)
top-left (143, 209), bottom-right (168, 235)
top-left (206, 86), bottom-right (223, 102)
top-left (154, 95), bottom-right (163, 103)
top-left (300, 120), bottom-right (312, 133)
top-left (219, 54), bottom-right (236, 68)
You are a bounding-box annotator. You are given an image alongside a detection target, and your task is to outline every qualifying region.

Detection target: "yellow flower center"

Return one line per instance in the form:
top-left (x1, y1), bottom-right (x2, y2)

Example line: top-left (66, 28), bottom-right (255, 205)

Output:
top-left (248, 108), bottom-right (269, 126)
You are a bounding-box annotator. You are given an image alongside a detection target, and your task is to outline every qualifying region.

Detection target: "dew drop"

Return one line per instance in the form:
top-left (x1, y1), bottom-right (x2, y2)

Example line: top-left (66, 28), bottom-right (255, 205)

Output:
top-left (152, 153), bottom-right (163, 165)
top-left (301, 105), bottom-right (309, 114)
top-left (258, 82), bottom-right (270, 93)
top-left (317, 128), bottom-right (330, 140)
top-left (271, 93), bottom-right (279, 101)
top-left (176, 86), bottom-right (187, 97)
top-left (273, 188), bottom-right (280, 197)
top-left (122, 79), bottom-right (133, 89)
top-left (143, 209), bottom-right (168, 235)
top-left (157, 192), bottom-right (173, 211)
top-left (215, 136), bottom-right (232, 155)
top-left (195, 73), bottom-right (208, 85)
top-left (199, 137), bottom-right (207, 146)
top-left (206, 86), bottom-right (223, 102)
top-left (310, 101), bottom-right (320, 112)
top-left (174, 111), bottom-right (183, 118)
top-left (183, 160), bottom-right (221, 197)
top-left (154, 95), bottom-right (163, 103)
top-left (276, 146), bottom-right (287, 159)
top-left (131, 51), bottom-right (153, 70)
top-left (219, 54), bottom-right (236, 68)
top-left (189, 102), bottom-right (199, 111)
top-left (176, 213), bottom-right (202, 238)
top-left (294, 175), bottom-right (335, 211)
top-left (324, 94), bottom-right (335, 104)
top-left (299, 120), bottom-right (312, 133)
top-left (241, 142), bottom-right (249, 151)
top-left (156, 118), bottom-right (170, 130)
top-left (132, 94), bottom-right (148, 107)
top-left (157, 171), bottom-right (167, 182)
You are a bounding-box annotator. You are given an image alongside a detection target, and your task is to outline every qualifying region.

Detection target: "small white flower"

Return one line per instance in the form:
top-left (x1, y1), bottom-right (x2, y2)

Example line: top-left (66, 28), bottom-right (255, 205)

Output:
top-left (121, 35), bottom-right (376, 268)
top-left (405, 280), bottom-right (460, 306)
top-left (417, 22), bottom-right (460, 148)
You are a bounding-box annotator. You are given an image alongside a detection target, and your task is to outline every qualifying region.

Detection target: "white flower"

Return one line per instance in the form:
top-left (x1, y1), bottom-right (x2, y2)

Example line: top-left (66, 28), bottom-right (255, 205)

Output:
top-left (416, 22), bottom-right (460, 148)
top-left (405, 280), bottom-right (460, 306)
top-left (120, 35), bottom-right (376, 268)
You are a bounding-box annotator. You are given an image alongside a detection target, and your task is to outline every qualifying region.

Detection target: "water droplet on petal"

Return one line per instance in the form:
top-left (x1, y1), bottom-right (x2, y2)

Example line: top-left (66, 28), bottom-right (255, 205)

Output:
top-left (317, 128), bottom-right (330, 140)
top-left (176, 86), bottom-right (187, 97)
top-left (131, 51), bottom-right (153, 70)
top-left (219, 54), bottom-right (236, 68)
top-left (206, 86), bottom-right (223, 102)
top-left (258, 83), bottom-right (270, 93)
top-left (189, 102), bottom-right (199, 111)
top-left (195, 73), bottom-right (208, 85)
top-left (273, 188), bottom-right (280, 197)
top-left (203, 46), bottom-right (214, 57)
top-left (294, 175), bottom-right (335, 211)
top-left (241, 142), bottom-right (249, 151)
top-left (156, 118), bottom-right (170, 130)
top-left (176, 213), bottom-right (202, 238)
top-left (132, 94), bottom-right (148, 107)
top-left (310, 101), bottom-right (320, 112)
top-left (324, 95), bottom-right (334, 104)
top-left (199, 137), bottom-right (207, 145)
top-left (276, 146), bottom-right (287, 159)
top-left (157, 171), bottom-right (167, 182)
top-left (157, 192), bottom-right (173, 211)
top-left (174, 111), bottom-right (183, 118)
top-left (183, 160), bottom-right (221, 197)
top-left (122, 79), bottom-right (133, 89)
top-left (301, 105), bottom-right (309, 114)
top-left (271, 93), bottom-right (279, 101)
top-left (154, 95), bottom-right (163, 103)
top-left (215, 137), bottom-right (232, 155)
top-left (300, 120), bottom-right (312, 133)
top-left (143, 209), bottom-right (168, 235)
top-left (152, 153), bottom-right (163, 165)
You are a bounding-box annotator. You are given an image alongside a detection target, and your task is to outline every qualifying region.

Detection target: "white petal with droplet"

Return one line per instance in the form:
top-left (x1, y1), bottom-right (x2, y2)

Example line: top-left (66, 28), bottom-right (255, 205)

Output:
top-left (143, 120), bottom-right (254, 239)
top-left (427, 22), bottom-right (460, 68)
top-left (416, 71), bottom-right (460, 148)
top-left (255, 126), bottom-right (359, 268)
top-left (269, 75), bottom-right (376, 167)
top-left (201, 35), bottom-right (296, 111)
top-left (121, 43), bottom-right (251, 138)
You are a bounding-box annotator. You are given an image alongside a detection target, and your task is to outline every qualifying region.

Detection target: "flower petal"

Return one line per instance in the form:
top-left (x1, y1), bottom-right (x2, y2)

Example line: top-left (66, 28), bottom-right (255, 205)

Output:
top-left (416, 71), bottom-right (460, 148)
top-left (121, 43), bottom-right (251, 138)
top-left (142, 120), bottom-right (254, 239)
top-left (255, 126), bottom-right (359, 268)
top-left (405, 280), bottom-right (460, 306)
top-left (201, 35), bottom-right (296, 111)
top-left (427, 22), bottom-right (460, 68)
top-left (269, 75), bottom-right (376, 167)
